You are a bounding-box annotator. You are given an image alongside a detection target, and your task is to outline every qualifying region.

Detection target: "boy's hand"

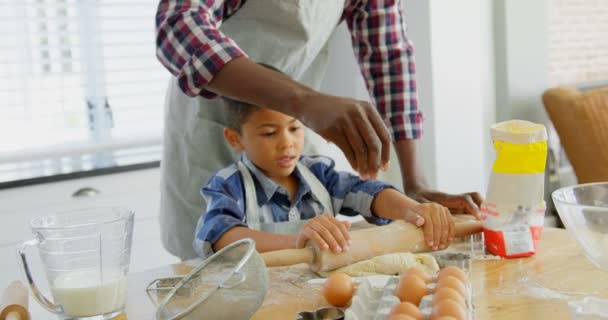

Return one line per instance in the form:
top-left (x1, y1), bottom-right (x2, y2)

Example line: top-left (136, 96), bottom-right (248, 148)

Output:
top-left (403, 203), bottom-right (455, 251)
top-left (296, 215), bottom-right (352, 254)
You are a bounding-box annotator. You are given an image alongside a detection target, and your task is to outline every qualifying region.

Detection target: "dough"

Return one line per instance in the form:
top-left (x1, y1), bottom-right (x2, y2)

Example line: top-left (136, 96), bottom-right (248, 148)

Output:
top-left (318, 252), bottom-right (439, 277)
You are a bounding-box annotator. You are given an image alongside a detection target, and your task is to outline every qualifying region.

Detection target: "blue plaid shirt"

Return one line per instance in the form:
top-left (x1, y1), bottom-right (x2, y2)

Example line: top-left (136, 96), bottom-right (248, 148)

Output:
top-left (194, 155), bottom-right (394, 257)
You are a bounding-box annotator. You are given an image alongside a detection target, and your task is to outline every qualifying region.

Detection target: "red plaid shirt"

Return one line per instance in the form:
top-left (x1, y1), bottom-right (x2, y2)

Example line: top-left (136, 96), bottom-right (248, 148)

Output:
top-left (155, 0), bottom-right (422, 140)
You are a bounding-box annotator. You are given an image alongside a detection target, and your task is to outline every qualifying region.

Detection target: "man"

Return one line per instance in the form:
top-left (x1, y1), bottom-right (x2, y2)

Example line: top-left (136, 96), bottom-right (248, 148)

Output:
top-left (155, 0), bottom-right (482, 260)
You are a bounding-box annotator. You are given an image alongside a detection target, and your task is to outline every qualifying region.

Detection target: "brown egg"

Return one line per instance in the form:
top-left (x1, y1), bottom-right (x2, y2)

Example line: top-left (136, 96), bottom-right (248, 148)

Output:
top-left (433, 317), bottom-right (459, 320)
top-left (431, 287), bottom-right (466, 308)
top-left (430, 299), bottom-right (467, 319)
top-left (387, 315), bottom-right (417, 320)
top-left (394, 274), bottom-right (429, 305)
top-left (322, 273), bottom-right (354, 307)
top-left (402, 267), bottom-right (432, 283)
top-left (437, 266), bottom-right (468, 284)
top-left (435, 276), bottom-right (467, 298)
top-left (388, 302), bottom-right (423, 320)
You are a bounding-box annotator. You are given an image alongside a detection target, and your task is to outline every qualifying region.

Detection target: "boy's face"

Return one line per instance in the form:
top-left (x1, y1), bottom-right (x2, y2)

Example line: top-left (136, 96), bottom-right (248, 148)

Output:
top-left (224, 108), bottom-right (305, 179)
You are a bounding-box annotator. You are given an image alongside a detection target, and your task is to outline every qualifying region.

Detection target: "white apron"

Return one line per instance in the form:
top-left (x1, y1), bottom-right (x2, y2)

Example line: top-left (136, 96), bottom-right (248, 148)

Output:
top-left (160, 0), bottom-right (346, 259)
top-left (237, 161), bottom-right (334, 235)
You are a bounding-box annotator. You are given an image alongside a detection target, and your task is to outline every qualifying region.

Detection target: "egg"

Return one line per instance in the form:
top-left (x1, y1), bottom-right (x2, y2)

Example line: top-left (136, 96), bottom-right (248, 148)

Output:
top-left (429, 299), bottom-right (467, 319)
top-left (323, 273), bottom-right (354, 307)
top-left (394, 274), bottom-right (429, 305)
top-left (431, 287), bottom-right (466, 308)
top-left (387, 315), bottom-right (417, 320)
top-left (435, 275), bottom-right (467, 298)
top-left (437, 266), bottom-right (468, 284)
top-left (402, 267), bottom-right (432, 283)
top-left (388, 302), bottom-right (423, 320)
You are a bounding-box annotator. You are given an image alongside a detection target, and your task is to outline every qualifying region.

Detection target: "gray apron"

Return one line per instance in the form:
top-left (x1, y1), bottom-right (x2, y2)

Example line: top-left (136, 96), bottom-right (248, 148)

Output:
top-left (237, 161), bottom-right (334, 235)
top-left (160, 0), bottom-right (346, 259)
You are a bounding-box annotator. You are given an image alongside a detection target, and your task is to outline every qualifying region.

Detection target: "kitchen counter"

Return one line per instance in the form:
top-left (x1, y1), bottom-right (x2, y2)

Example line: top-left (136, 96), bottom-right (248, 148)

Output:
top-left (117, 227), bottom-right (608, 319)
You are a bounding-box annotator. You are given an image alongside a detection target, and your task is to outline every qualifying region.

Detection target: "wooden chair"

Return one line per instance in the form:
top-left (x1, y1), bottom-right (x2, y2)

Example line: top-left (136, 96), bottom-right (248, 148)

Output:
top-left (542, 87), bottom-right (608, 183)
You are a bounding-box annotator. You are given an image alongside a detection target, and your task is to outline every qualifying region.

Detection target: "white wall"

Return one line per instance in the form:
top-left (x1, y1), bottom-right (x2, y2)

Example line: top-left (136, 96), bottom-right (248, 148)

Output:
top-left (494, 0), bottom-right (549, 124)
top-left (425, 0), bottom-right (495, 194)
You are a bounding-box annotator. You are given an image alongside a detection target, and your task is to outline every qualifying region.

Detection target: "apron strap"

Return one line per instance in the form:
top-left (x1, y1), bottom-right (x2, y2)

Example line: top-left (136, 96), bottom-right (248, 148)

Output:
top-left (237, 161), bottom-right (263, 231)
top-left (295, 162), bottom-right (334, 215)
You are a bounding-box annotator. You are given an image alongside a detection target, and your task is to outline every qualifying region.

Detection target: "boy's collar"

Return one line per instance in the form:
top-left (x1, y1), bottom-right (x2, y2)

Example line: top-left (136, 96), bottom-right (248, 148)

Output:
top-left (240, 154), bottom-right (311, 205)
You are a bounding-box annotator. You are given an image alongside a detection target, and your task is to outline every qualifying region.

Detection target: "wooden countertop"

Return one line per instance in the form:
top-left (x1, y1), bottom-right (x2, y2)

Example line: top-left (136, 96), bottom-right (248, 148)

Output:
top-left (119, 228), bottom-right (608, 319)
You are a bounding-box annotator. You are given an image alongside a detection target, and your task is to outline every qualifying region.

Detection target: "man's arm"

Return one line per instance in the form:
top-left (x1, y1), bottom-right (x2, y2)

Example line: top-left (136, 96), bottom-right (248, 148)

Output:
top-left (156, 0), bottom-right (392, 178)
top-left (345, 0), bottom-right (483, 216)
top-left (394, 139), bottom-right (428, 195)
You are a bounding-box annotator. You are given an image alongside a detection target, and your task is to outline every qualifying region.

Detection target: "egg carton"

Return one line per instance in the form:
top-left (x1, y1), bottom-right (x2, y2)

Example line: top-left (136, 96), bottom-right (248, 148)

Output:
top-left (345, 252), bottom-right (474, 320)
top-left (568, 297), bottom-right (608, 320)
top-left (345, 276), bottom-right (400, 320)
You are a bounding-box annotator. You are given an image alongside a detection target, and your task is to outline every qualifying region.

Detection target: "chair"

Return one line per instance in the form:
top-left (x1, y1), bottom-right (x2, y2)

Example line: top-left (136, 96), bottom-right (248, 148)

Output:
top-left (542, 87), bottom-right (608, 183)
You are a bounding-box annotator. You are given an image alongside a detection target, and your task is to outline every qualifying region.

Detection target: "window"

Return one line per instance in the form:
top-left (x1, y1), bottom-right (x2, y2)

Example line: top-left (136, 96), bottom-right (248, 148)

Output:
top-left (0, 0), bottom-right (167, 184)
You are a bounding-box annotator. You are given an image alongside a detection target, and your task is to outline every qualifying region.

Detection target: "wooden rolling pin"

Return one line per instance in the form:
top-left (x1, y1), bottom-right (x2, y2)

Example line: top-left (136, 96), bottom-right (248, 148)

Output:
top-left (0, 281), bottom-right (29, 320)
top-left (262, 220), bottom-right (482, 272)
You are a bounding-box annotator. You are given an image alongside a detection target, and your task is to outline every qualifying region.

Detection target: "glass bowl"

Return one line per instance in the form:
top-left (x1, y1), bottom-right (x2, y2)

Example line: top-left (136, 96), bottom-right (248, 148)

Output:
top-left (552, 182), bottom-right (608, 270)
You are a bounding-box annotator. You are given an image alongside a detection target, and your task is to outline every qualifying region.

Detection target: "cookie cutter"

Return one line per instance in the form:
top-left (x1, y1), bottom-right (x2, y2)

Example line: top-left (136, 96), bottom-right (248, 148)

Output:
top-left (296, 307), bottom-right (345, 320)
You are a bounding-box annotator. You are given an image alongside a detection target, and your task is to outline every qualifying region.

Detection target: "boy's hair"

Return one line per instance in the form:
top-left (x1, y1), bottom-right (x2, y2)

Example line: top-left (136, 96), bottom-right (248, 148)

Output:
top-left (223, 63), bottom-right (284, 132)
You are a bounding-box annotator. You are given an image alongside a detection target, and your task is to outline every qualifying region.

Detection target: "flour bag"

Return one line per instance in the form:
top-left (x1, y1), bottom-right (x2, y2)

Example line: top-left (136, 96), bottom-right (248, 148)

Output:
top-left (481, 120), bottom-right (548, 258)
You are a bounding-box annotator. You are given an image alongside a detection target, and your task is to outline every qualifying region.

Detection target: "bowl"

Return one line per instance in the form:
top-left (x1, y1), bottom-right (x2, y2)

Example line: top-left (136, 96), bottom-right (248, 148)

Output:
top-left (552, 182), bottom-right (608, 270)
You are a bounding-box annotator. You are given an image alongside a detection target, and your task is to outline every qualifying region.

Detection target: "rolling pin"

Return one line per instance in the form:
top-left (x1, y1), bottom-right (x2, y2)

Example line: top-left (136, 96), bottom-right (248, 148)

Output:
top-left (261, 220), bottom-right (482, 272)
top-left (0, 281), bottom-right (29, 320)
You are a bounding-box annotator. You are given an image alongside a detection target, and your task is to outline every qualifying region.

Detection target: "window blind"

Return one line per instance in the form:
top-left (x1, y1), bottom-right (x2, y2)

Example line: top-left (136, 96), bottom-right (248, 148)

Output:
top-left (0, 0), bottom-right (167, 183)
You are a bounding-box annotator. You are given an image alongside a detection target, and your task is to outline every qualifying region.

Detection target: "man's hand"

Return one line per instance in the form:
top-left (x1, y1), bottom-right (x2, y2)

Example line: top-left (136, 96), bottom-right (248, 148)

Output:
top-left (294, 92), bottom-right (391, 180)
top-left (295, 215), bottom-right (352, 254)
top-left (207, 58), bottom-right (391, 179)
top-left (415, 189), bottom-right (484, 219)
top-left (402, 202), bottom-right (455, 251)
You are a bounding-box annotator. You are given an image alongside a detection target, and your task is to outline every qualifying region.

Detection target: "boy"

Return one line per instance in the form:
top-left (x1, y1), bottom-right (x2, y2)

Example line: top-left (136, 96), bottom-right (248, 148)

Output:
top-left (194, 73), bottom-right (455, 259)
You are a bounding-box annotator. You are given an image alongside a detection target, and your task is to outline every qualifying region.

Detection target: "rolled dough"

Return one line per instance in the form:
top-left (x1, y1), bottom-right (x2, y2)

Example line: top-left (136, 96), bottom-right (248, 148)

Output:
top-left (317, 252), bottom-right (439, 278)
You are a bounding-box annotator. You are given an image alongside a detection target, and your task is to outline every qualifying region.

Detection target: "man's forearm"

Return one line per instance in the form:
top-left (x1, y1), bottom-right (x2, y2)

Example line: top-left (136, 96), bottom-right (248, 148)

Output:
top-left (393, 139), bottom-right (428, 195)
top-left (206, 57), bottom-right (314, 118)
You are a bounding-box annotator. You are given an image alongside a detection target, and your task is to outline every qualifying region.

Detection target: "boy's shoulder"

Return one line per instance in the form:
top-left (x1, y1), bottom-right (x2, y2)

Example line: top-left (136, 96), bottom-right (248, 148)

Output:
top-left (206, 163), bottom-right (241, 185)
top-left (299, 154), bottom-right (335, 168)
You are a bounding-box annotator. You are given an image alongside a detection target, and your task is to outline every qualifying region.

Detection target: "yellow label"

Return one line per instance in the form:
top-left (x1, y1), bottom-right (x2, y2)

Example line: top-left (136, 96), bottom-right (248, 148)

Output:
top-left (492, 140), bottom-right (547, 174)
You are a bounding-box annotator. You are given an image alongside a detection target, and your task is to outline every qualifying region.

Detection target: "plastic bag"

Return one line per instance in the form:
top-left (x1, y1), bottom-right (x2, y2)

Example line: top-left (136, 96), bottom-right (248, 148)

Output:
top-left (481, 120), bottom-right (548, 258)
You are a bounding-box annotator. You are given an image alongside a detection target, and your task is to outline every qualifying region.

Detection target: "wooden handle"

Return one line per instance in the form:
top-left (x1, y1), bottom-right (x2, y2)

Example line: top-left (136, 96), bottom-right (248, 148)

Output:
top-left (454, 221), bottom-right (484, 237)
top-left (261, 247), bottom-right (315, 267)
top-left (1, 281), bottom-right (29, 320)
top-left (261, 221), bottom-right (483, 271)
top-left (313, 220), bottom-right (482, 272)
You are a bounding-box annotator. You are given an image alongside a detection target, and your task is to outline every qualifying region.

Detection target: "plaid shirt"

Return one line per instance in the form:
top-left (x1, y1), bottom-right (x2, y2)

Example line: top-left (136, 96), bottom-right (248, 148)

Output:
top-left (156, 0), bottom-right (423, 140)
top-left (194, 155), bottom-right (392, 257)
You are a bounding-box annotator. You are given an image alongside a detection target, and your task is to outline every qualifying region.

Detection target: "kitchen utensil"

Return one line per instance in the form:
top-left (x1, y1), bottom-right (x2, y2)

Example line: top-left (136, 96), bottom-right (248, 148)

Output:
top-left (553, 182), bottom-right (608, 270)
top-left (0, 281), bottom-right (29, 320)
top-left (261, 220), bottom-right (482, 272)
top-left (146, 238), bottom-right (268, 320)
top-left (296, 307), bottom-right (345, 320)
top-left (19, 207), bottom-right (134, 319)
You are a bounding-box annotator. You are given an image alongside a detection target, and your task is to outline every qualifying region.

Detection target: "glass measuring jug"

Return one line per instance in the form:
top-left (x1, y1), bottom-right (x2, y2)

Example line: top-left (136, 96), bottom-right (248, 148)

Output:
top-left (19, 207), bottom-right (134, 319)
